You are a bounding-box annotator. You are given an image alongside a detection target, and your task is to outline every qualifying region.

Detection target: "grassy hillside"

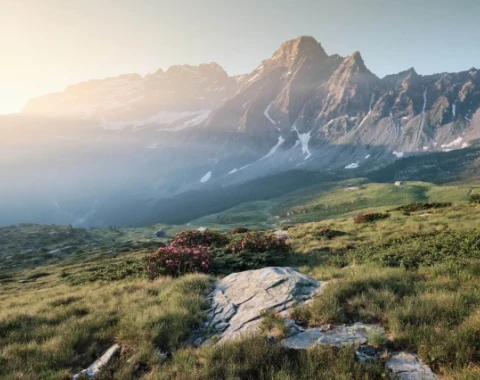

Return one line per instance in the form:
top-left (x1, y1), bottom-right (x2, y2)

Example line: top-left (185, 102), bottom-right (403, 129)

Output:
top-left (192, 179), bottom-right (480, 228)
top-left (1, 187), bottom-right (480, 378)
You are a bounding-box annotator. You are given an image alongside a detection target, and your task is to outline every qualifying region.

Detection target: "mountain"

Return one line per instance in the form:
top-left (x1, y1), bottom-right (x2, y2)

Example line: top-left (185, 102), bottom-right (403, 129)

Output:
top-left (1, 36), bottom-right (480, 227)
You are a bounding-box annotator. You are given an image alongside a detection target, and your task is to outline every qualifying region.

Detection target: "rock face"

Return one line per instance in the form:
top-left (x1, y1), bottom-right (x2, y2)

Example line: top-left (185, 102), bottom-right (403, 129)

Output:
top-left (200, 267), bottom-right (327, 342)
top-left (386, 352), bottom-right (437, 380)
top-left (281, 322), bottom-right (385, 349)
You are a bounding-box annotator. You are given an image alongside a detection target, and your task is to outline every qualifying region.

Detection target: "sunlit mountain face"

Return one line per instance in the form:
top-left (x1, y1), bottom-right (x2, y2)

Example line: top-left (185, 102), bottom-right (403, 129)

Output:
top-left (1, 36), bottom-right (479, 227)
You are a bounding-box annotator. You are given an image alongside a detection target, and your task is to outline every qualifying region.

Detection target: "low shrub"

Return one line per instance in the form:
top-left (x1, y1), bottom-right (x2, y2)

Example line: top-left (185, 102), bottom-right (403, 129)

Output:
top-left (225, 232), bottom-right (291, 255)
top-left (211, 233), bottom-right (291, 274)
top-left (469, 193), bottom-right (480, 204)
top-left (147, 230), bottom-right (292, 277)
top-left (170, 229), bottom-right (228, 248)
top-left (67, 259), bottom-right (145, 284)
top-left (232, 227), bottom-right (250, 234)
top-left (146, 245), bottom-right (210, 277)
top-left (354, 212), bottom-right (390, 224)
top-left (313, 227), bottom-right (346, 240)
top-left (391, 202), bottom-right (452, 212)
top-left (350, 229), bottom-right (480, 269)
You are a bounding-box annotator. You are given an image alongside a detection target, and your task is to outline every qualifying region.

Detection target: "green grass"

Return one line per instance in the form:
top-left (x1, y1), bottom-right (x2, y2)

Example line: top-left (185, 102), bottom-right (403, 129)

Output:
top-left (0, 256), bottom-right (210, 379)
top-left (157, 337), bottom-right (387, 380)
top-left (293, 263), bottom-right (480, 376)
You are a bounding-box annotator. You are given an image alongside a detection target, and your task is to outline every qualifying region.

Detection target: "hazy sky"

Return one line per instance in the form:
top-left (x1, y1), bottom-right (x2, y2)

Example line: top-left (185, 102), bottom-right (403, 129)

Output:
top-left (1, 0), bottom-right (479, 114)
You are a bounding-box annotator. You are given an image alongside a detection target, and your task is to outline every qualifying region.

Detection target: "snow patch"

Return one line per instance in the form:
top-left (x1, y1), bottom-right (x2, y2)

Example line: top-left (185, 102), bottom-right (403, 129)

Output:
top-left (422, 87), bottom-right (428, 113)
top-left (227, 135), bottom-right (285, 175)
top-left (199, 171), bottom-right (212, 183)
top-left (292, 125), bottom-right (312, 159)
top-left (345, 162), bottom-right (359, 169)
top-left (441, 137), bottom-right (463, 148)
top-left (465, 116), bottom-right (472, 123)
top-left (264, 102), bottom-right (277, 125)
top-left (452, 102), bottom-right (456, 118)
top-left (461, 142), bottom-right (469, 148)
top-left (357, 92), bottom-right (375, 129)
top-left (158, 110), bottom-right (211, 132)
top-left (365, 154), bottom-right (371, 159)
top-left (393, 151), bottom-right (404, 158)
top-left (100, 109), bottom-right (211, 132)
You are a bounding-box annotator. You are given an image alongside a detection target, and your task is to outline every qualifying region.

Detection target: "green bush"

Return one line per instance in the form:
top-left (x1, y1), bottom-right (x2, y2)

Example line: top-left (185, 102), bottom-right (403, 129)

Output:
top-left (469, 193), bottom-right (480, 204)
top-left (211, 233), bottom-right (291, 274)
top-left (354, 212), bottom-right (390, 224)
top-left (232, 227), bottom-right (250, 234)
top-left (170, 229), bottom-right (229, 248)
top-left (313, 227), bottom-right (346, 240)
top-left (391, 202), bottom-right (452, 212)
top-left (147, 230), bottom-right (291, 277)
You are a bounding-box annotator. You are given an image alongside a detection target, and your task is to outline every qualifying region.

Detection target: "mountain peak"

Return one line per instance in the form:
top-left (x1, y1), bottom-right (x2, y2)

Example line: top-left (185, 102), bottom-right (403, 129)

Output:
top-left (274, 35), bottom-right (328, 62)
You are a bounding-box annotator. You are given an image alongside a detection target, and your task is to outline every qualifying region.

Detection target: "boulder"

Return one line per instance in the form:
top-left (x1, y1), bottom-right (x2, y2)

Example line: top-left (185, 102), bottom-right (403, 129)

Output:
top-left (273, 230), bottom-right (289, 239)
top-left (154, 228), bottom-right (167, 238)
top-left (201, 267), bottom-right (327, 342)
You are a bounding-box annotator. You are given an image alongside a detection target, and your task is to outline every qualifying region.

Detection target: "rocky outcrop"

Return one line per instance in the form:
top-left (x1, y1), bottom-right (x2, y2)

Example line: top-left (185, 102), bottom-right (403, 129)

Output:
top-left (194, 267), bottom-right (327, 344)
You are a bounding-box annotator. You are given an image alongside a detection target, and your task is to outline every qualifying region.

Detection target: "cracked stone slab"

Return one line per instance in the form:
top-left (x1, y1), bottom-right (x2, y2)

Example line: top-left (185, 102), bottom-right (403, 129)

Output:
top-left (387, 352), bottom-right (437, 380)
top-left (202, 267), bottom-right (327, 342)
top-left (281, 323), bottom-right (385, 349)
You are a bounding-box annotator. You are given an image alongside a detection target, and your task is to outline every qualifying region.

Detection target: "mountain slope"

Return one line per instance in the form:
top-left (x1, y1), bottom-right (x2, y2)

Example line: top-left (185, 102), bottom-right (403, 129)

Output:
top-left (2, 35), bottom-right (480, 227)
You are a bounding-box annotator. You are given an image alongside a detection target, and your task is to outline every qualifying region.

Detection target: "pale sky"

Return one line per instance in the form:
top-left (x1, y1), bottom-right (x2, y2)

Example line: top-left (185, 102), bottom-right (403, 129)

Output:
top-left (1, 0), bottom-right (479, 114)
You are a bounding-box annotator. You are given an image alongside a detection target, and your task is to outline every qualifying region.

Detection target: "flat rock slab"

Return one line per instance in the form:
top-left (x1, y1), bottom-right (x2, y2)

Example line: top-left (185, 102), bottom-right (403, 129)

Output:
top-left (281, 323), bottom-right (385, 349)
top-left (204, 267), bottom-right (327, 342)
top-left (387, 352), bottom-right (437, 380)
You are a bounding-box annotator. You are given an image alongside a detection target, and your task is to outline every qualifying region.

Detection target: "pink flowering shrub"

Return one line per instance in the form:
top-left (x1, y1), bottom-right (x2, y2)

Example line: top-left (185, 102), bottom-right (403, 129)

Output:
top-left (226, 233), bottom-right (291, 254)
top-left (146, 229), bottom-right (292, 277)
top-left (146, 244), bottom-right (211, 277)
top-left (170, 229), bottom-right (228, 248)
top-left (211, 232), bottom-right (292, 274)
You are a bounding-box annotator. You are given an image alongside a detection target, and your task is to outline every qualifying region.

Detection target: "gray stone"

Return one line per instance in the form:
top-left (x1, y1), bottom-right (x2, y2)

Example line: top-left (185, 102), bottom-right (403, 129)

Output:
top-left (281, 323), bottom-right (385, 349)
top-left (386, 352), bottom-right (437, 380)
top-left (154, 228), bottom-right (167, 238)
top-left (273, 230), bottom-right (289, 238)
top-left (202, 267), bottom-right (327, 342)
top-left (73, 344), bottom-right (120, 379)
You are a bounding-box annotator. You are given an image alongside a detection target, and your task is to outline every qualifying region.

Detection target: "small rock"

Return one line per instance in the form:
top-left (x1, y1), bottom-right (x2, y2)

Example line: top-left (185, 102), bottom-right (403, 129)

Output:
top-left (193, 337), bottom-right (204, 346)
top-left (386, 352), bottom-right (437, 380)
top-left (73, 344), bottom-right (120, 379)
top-left (154, 228), bottom-right (167, 238)
top-left (273, 230), bottom-right (289, 238)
